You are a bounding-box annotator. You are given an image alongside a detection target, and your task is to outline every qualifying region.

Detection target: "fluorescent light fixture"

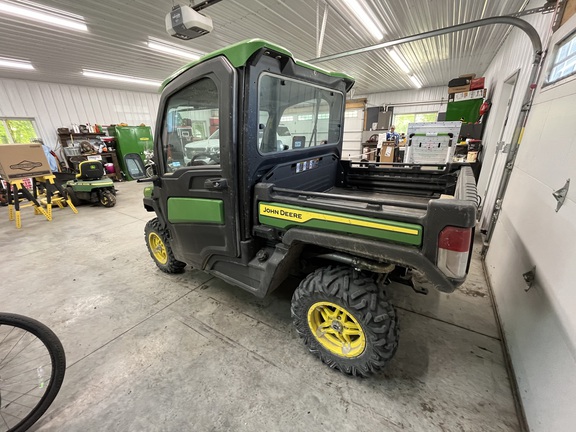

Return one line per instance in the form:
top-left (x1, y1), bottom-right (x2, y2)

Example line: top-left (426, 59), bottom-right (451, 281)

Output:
top-left (388, 48), bottom-right (410, 74)
top-left (82, 70), bottom-right (161, 87)
top-left (343, 0), bottom-right (383, 40)
top-left (0, 0), bottom-right (88, 31)
top-left (147, 40), bottom-right (202, 60)
top-left (409, 74), bottom-right (423, 88)
top-left (0, 57), bottom-right (34, 70)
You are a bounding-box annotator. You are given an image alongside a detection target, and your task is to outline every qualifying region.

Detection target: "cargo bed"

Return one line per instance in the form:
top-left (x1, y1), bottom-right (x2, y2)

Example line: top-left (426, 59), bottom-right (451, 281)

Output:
top-left (255, 162), bottom-right (477, 226)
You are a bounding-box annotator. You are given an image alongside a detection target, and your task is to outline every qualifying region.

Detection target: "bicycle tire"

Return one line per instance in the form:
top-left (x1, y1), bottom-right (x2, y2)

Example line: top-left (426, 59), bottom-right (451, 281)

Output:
top-left (0, 313), bottom-right (66, 432)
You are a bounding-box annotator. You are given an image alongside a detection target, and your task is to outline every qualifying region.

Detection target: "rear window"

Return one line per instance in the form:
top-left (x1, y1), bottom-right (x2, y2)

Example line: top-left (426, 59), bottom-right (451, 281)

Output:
top-left (258, 73), bottom-right (344, 154)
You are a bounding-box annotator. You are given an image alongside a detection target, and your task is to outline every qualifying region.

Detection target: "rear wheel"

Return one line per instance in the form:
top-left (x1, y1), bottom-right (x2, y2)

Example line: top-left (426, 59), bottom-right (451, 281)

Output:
top-left (99, 190), bottom-right (116, 207)
top-left (291, 266), bottom-right (399, 377)
top-left (145, 218), bottom-right (186, 273)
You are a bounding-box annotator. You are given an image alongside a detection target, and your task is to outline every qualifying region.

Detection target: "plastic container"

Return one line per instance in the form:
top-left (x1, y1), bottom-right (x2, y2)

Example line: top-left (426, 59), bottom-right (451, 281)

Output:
top-left (104, 163), bottom-right (115, 174)
top-left (63, 147), bottom-right (81, 156)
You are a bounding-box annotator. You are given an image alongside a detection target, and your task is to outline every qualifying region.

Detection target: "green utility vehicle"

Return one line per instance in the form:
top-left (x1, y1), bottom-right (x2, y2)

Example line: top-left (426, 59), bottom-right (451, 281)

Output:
top-left (143, 39), bottom-right (478, 376)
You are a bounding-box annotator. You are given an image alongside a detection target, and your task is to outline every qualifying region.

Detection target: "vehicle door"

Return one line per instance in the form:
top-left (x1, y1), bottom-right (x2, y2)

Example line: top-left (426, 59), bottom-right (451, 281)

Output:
top-left (154, 57), bottom-right (239, 268)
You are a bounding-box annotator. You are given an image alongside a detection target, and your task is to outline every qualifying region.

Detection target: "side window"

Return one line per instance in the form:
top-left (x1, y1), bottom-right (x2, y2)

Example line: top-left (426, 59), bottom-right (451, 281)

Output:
top-left (547, 31), bottom-right (576, 84)
top-left (161, 77), bottom-right (220, 171)
top-left (258, 74), bottom-right (343, 154)
top-left (0, 118), bottom-right (40, 144)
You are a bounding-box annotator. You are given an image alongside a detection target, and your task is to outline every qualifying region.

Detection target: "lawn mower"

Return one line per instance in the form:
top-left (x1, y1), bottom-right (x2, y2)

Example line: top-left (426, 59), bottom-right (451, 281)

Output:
top-left (65, 160), bottom-right (116, 207)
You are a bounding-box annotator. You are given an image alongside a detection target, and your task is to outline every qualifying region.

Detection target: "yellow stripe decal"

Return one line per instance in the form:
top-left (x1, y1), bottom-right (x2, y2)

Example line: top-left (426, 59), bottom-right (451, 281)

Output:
top-left (259, 204), bottom-right (419, 236)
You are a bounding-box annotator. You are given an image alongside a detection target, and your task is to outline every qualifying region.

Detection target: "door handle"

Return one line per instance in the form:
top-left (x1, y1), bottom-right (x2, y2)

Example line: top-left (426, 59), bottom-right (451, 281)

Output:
top-left (204, 178), bottom-right (228, 190)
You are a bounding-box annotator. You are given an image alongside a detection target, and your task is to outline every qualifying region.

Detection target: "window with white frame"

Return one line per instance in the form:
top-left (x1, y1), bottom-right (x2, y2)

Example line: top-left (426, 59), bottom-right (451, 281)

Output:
top-left (392, 112), bottom-right (437, 134)
top-left (0, 118), bottom-right (40, 144)
top-left (548, 31), bottom-right (576, 84)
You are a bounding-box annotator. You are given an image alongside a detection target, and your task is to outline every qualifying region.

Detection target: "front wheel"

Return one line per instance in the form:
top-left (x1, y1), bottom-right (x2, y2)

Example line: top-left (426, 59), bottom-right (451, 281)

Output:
top-left (145, 218), bottom-right (186, 273)
top-left (65, 186), bottom-right (81, 207)
top-left (0, 313), bottom-right (66, 432)
top-left (291, 266), bottom-right (399, 377)
top-left (99, 189), bottom-right (116, 207)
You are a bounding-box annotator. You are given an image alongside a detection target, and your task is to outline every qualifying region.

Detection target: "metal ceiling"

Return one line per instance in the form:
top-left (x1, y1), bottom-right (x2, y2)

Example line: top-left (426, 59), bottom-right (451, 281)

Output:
top-left (0, 0), bottom-right (539, 94)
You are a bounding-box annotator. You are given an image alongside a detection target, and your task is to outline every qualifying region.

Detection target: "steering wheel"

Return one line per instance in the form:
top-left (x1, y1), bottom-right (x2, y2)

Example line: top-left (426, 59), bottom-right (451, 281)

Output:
top-left (187, 153), bottom-right (213, 166)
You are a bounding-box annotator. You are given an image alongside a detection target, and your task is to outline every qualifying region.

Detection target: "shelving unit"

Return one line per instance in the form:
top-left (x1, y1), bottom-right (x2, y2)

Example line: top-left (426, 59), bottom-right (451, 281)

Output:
top-left (58, 132), bottom-right (123, 181)
top-left (360, 130), bottom-right (384, 161)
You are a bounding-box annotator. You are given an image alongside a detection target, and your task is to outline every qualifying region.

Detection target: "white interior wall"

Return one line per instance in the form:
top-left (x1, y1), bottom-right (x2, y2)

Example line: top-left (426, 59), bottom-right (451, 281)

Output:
top-left (484, 11), bottom-right (576, 432)
top-left (0, 78), bottom-right (160, 156)
top-left (342, 108), bottom-right (364, 159)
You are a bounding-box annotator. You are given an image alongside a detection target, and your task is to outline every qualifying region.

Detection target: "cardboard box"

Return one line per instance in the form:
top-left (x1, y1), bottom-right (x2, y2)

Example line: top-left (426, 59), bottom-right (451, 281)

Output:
top-left (467, 151), bottom-right (478, 163)
top-left (379, 141), bottom-right (396, 163)
top-left (470, 77), bottom-right (485, 90)
top-left (0, 144), bottom-right (52, 181)
top-left (448, 84), bottom-right (471, 94)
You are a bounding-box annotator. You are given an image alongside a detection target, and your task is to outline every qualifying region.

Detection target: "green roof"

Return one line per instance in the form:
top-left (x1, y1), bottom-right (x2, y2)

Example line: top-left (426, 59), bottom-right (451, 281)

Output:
top-left (161, 38), bottom-right (354, 90)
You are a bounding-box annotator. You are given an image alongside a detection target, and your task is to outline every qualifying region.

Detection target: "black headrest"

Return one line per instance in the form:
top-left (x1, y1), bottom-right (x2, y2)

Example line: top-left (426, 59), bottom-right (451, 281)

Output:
top-left (77, 161), bottom-right (105, 180)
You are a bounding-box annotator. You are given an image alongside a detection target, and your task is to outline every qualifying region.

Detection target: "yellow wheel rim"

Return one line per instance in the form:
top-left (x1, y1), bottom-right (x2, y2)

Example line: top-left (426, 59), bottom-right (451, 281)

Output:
top-left (148, 232), bottom-right (168, 265)
top-left (307, 301), bottom-right (366, 358)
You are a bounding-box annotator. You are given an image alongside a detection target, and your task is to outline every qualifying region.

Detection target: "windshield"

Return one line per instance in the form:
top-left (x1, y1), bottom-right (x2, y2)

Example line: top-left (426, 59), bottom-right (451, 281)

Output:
top-left (258, 74), bottom-right (344, 154)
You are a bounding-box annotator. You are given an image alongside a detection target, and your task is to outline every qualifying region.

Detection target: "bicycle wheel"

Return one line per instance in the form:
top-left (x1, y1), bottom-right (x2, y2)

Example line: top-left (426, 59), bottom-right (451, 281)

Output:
top-left (0, 313), bottom-right (66, 432)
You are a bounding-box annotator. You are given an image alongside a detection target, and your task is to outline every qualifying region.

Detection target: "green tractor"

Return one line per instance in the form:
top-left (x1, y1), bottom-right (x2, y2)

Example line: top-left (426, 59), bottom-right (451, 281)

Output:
top-left (142, 39), bottom-right (478, 376)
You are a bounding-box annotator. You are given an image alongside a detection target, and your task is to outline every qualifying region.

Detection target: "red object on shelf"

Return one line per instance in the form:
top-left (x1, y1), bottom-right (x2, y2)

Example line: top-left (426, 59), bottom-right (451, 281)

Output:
top-left (470, 77), bottom-right (485, 90)
top-left (209, 118), bottom-right (219, 126)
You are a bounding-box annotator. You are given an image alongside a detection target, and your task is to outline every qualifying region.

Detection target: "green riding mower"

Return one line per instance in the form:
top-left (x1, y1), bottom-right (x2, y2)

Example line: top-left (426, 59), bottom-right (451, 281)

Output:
top-left (65, 160), bottom-right (116, 207)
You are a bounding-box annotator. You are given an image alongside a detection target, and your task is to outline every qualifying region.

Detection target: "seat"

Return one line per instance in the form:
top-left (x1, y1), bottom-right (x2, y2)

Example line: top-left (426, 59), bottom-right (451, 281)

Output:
top-left (77, 161), bottom-right (105, 180)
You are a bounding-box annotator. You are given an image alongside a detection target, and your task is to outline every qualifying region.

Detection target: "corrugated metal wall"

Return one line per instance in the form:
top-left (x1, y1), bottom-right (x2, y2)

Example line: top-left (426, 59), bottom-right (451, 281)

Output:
top-left (360, 86), bottom-right (448, 115)
top-left (0, 78), bottom-right (160, 154)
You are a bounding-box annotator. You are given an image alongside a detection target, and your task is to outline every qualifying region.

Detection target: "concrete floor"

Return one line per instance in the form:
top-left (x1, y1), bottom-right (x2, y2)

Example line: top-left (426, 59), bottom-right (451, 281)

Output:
top-left (1, 180), bottom-right (521, 432)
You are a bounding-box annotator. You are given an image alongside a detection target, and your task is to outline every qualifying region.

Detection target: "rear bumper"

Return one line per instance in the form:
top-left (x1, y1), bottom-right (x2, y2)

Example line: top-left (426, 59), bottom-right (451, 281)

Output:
top-left (282, 228), bottom-right (464, 293)
top-left (411, 268), bottom-right (466, 293)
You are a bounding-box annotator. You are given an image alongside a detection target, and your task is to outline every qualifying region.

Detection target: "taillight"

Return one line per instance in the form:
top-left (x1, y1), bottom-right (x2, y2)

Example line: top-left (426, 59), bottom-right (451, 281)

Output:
top-left (437, 226), bottom-right (472, 278)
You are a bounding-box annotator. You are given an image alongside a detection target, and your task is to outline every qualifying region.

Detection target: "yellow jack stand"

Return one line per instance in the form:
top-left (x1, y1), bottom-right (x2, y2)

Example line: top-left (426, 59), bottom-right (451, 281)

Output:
top-left (35, 175), bottom-right (78, 219)
top-left (6, 180), bottom-right (50, 229)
